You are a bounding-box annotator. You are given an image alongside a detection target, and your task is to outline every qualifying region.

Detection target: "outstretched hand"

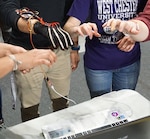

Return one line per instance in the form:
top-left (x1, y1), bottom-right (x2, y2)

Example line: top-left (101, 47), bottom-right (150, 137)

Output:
top-left (15, 49), bottom-right (56, 72)
top-left (72, 22), bottom-right (101, 39)
top-left (102, 19), bottom-right (140, 35)
top-left (117, 36), bottom-right (135, 52)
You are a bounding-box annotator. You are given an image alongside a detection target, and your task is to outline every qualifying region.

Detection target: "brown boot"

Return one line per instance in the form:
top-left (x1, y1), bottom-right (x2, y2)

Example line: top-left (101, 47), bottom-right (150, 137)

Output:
top-left (52, 97), bottom-right (68, 112)
top-left (21, 104), bottom-right (39, 122)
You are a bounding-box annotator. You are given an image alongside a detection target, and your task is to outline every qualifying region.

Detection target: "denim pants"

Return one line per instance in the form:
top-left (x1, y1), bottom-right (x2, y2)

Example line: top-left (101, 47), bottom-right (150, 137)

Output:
top-left (84, 60), bottom-right (140, 98)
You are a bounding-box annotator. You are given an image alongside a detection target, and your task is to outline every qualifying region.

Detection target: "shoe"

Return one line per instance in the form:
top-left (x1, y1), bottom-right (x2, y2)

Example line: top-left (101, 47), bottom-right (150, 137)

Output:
top-left (0, 120), bottom-right (6, 131)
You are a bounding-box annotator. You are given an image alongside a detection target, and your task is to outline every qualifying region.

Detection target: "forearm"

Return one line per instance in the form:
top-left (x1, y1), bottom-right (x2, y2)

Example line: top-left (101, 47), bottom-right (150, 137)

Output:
top-left (64, 25), bottom-right (79, 42)
top-left (0, 43), bottom-right (8, 57)
top-left (0, 43), bottom-right (26, 58)
top-left (0, 43), bottom-right (14, 57)
top-left (17, 18), bottom-right (38, 34)
top-left (0, 56), bottom-right (14, 78)
top-left (64, 17), bottom-right (81, 42)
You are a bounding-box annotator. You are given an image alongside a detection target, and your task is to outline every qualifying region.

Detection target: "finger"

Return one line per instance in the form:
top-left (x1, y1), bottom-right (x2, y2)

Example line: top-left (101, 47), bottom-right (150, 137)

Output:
top-left (127, 21), bottom-right (139, 34)
top-left (110, 19), bottom-right (120, 32)
top-left (130, 26), bottom-right (139, 34)
top-left (88, 22), bottom-right (100, 36)
top-left (93, 30), bottom-right (101, 37)
top-left (119, 21), bottom-right (138, 34)
top-left (117, 38), bottom-right (127, 49)
top-left (82, 24), bottom-right (94, 39)
top-left (77, 27), bottom-right (85, 36)
top-left (71, 60), bottom-right (79, 71)
top-left (71, 64), bottom-right (77, 71)
top-left (82, 23), bottom-right (99, 39)
top-left (102, 18), bottom-right (114, 27)
top-left (119, 44), bottom-right (134, 52)
top-left (103, 19), bottom-right (121, 34)
top-left (74, 24), bottom-right (87, 37)
top-left (118, 39), bottom-right (135, 52)
top-left (106, 19), bottom-right (121, 32)
top-left (21, 69), bottom-right (31, 74)
top-left (126, 44), bottom-right (134, 52)
top-left (117, 21), bottom-right (128, 32)
top-left (50, 52), bottom-right (57, 62)
top-left (36, 50), bottom-right (56, 65)
top-left (117, 37), bottom-right (130, 50)
top-left (37, 58), bottom-right (54, 67)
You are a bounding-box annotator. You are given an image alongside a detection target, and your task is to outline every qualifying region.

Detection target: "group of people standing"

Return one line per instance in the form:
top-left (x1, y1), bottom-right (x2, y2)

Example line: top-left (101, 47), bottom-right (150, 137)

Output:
top-left (0, 0), bottom-right (150, 129)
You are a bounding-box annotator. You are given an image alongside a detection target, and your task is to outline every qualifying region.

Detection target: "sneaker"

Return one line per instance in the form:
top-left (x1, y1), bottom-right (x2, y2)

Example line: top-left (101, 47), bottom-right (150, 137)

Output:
top-left (0, 120), bottom-right (6, 131)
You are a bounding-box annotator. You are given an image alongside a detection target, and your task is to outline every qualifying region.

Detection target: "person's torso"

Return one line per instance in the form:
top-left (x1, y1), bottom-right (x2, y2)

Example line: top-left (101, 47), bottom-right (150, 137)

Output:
top-left (68, 0), bottom-right (142, 70)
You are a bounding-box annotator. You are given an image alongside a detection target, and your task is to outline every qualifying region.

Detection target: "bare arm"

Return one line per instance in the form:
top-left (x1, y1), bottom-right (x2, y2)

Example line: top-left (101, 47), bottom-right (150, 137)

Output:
top-left (102, 19), bottom-right (149, 42)
top-left (64, 17), bottom-right (81, 43)
top-left (0, 43), bottom-right (56, 78)
top-left (64, 17), bottom-right (100, 41)
top-left (0, 43), bottom-right (26, 57)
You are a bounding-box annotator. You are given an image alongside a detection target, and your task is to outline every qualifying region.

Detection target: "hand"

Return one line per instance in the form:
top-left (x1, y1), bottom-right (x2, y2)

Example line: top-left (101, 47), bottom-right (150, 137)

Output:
top-left (117, 36), bottom-right (135, 52)
top-left (15, 49), bottom-right (57, 71)
top-left (103, 19), bottom-right (139, 35)
top-left (73, 22), bottom-right (101, 39)
top-left (33, 22), bottom-right (73, 50)
top-left (70, 50), bottom-right (80, 71)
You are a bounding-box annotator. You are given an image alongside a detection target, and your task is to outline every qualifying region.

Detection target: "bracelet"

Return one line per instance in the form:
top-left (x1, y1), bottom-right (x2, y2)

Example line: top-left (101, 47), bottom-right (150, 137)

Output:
top-left (8, 55), bottom-right (22, 71)
top-left (71, 45), bottom-right (80, 51)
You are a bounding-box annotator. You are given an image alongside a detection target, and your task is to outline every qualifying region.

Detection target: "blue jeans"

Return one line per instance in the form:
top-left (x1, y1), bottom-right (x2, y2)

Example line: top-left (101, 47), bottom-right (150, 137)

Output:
top-left (84, 60), bottom-right (140, 98)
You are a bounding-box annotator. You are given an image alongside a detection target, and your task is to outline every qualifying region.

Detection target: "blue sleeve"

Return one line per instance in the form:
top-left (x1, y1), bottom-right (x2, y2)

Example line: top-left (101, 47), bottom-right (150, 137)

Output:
top-left (67, 0), bottom-right (91, 23)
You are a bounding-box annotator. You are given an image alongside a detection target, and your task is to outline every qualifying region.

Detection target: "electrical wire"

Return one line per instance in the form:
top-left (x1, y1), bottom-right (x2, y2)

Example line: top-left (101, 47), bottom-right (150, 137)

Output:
top-left (45, 77), bottom-right (77, 105)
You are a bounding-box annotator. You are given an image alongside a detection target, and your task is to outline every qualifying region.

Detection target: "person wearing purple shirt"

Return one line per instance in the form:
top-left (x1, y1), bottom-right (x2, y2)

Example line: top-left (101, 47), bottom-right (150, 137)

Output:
top-left (64, 0), bottom-right (143, 98)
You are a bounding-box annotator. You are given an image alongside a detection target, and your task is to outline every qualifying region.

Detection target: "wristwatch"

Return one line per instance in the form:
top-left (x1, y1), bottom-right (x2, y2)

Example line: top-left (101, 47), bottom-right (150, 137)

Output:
top-left (71, 45), bottom-right (80, 51)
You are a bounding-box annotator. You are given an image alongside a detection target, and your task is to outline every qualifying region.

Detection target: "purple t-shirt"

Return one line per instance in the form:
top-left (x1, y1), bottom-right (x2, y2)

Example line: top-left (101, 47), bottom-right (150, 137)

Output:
top-left (68, 0), bottom-right (141, 70)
